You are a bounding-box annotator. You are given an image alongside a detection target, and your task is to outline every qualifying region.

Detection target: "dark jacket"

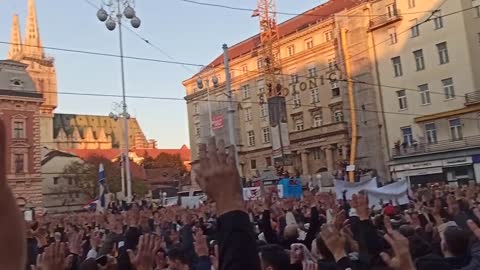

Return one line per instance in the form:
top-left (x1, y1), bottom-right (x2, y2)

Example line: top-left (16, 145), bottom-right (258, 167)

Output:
top-left (217, 211), bottom-right (261, 270)
top-left (415, 253), bottom-right (470, 270)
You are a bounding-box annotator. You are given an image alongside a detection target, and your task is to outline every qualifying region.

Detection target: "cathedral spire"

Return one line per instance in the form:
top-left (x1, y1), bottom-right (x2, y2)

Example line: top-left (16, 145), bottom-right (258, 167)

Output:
top-left (24, 0), bottom-right (43, 59)
top-left (8, 14), bottom-right (23, 60)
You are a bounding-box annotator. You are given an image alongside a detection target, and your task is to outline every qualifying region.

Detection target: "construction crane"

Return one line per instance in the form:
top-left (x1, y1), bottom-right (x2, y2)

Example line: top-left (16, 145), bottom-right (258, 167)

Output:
top-left (255, 0), bottom-right (292, 168)
top-left (256, 0), bottom-right (281, 97)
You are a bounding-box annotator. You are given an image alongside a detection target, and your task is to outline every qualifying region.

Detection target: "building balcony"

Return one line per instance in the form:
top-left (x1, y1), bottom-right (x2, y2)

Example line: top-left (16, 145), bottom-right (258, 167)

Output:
top-left (465, 91), bottom-right (480, 106)
top-left (369, 10), bottom-right (402, 31)
top-left (290, 121), bottom-right (348, 142)
top-left (392, 135), bottom-right (480, 158)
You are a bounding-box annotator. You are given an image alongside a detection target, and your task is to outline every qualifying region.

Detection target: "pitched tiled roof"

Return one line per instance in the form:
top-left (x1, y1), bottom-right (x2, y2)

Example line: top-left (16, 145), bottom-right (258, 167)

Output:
top-left (186, 0), bottom-right (366, 81)
top-left (133, 145), bottom-right (191, 161)
top-left (65, 145), bottom-right (191, 162)
top-left (41, 149), bottom-right (79, 166)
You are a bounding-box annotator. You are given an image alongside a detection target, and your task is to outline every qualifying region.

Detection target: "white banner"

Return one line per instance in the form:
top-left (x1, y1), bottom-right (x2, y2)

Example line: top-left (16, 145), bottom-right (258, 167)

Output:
top-left (334, 178), bottom-right (378, 200)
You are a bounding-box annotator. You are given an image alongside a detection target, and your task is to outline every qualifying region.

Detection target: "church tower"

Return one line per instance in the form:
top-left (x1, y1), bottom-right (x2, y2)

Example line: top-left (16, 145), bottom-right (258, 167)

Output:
top-left (7, 0), bottom-right (58, 147)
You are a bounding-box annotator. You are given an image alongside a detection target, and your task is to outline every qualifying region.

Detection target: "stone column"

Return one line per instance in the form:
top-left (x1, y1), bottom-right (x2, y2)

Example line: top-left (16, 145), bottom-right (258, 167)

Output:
top-left (300, 150), bottom-right (310, 176)
top-left (342, 144), bottom-right (349, 160)
top-left (323, 146), bottom-right (334, 172)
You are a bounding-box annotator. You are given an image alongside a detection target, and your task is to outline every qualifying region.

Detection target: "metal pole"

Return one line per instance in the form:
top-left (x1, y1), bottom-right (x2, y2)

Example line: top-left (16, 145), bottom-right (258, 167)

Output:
top-left (223, 44), bottom-right (242, 177)
top-left (117, 3), bottom-right (132, 201)
top-left (120, 154), bottom-right (125, 196)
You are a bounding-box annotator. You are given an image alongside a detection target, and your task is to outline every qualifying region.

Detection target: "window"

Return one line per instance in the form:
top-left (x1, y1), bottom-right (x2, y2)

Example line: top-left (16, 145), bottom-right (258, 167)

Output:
top-left (391, 56), bottom-right (403, 77)
top-left (401, 126), bottom-right (413, 146)
top-left (305, 38), bottom-right (314, 49)
top-left (13, 121), bottom-right (25, 139)
top-left (413, 49), bottom-right (425, 71)
top-left (75, 192), bottom-right (80, 199)
top-left (388, 27), bottom-right (397, 44)
top-left (410, 19), bottom-right (420, 37)
top-left (397, 90), bottom-right (408, 110)
top-left (474, 0), bottom-right (480, 17)
top-left (68, 177), bottom-right (73, 185)
top-left (433, 10), bottom-right (443, 29)
top-left (241, 65), bottom-right (248, 74)
top-left (442, 78), bottom-right (455, 99)
top-left (257, 58), bottom-right (264, 69)
top-left (53, 177), bottom-right (59, 185)
top-left (193, 103), bottom-right (199, 114)
top-left (262, 127), bottom-right (271, 143)
top-left (14, 154), bottom-right (24, 174)
top-left (477, 33), bottom-right (480, 44)
top-left (295, 119), bottom-right (304, 131)
top-left (311, 88), bottom-right (320, 103)
top-left (242, 85), bottom-right (250, 99)
top-left (247, 131), bottom-right (256, 146)
top-left (386, 4), bottom-right (396, 18)
top-left (449, 118), bottom-right (463, 140)
top-left (408, 0), bottom-right (415, 8)
top-left (324, 31), bottom-right (333, 42)
top-left (195, 125), bottom-right (200, 137)
top-left (418, 84), bottom-right (431, 105)
top-left (287, 45), bottom-right (295, 56)
top-left (245, 108), bottom-right (252, 121)
top-left (331, 81), bottom-right (340, 97)
top-left (328, 58), bottom-right (337, 71)
top-left (290, 73), bottom-right (299, 84)
top-left (313, 114), bottom-right (323, 127)
top-left (425, 123), bottom-right (437, 144)
top-left (266, 157), bottom-right (272, 167)
top-left (313, 148), bottom-right (322, 160)
top-left (308, 67), bottom-right (317, 78)
top-left (260, 101), bottom-right (268, 117)
top-left (437, 42), bottom-right (449, 64)
top-left (250, 159), bottom-right (257, 170)
top-left (293, 92), bottom-right (301, 108)
top-left (334, 111), bottom-right (344, 122)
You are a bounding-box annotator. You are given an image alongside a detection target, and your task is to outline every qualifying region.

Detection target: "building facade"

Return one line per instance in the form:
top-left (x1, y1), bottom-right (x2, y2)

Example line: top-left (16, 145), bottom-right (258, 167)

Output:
top-left (41, 148), bottom-right (87, 213)
top-left (370, 0), bottom-right (480, 185)
top-left (0, 60), bottom-right (44, 207)
top-left (183, 0), bottom-right (390, 182)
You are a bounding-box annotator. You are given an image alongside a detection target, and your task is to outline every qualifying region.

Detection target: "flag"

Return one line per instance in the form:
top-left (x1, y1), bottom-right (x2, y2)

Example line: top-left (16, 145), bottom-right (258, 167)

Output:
top-left (251, 9), bottom-right (260, 17)
top-left (98, 163), bottom-right (108, 210)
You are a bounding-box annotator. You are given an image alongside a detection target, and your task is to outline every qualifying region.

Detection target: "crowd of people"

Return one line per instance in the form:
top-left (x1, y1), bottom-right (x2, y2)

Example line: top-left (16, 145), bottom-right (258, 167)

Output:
top-left (3, 125), bottom-right (480, 270)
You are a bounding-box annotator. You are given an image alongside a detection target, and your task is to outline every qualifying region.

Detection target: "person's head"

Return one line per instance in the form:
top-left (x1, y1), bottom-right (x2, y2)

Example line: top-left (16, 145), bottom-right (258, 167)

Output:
top-left (441, 226), bottom-right (470, 258)
top-left (167, 247), bottom-right (190, 270)
top-left (283, 224), bottom-right (299, 240)
top-left (258, 244), bottom-right (290, 270)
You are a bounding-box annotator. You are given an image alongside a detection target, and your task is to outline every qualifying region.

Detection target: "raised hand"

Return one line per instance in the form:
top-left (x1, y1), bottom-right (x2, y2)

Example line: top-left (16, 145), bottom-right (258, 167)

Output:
top-left (127, 234), bottom-right (161, 270)
top-left (193, 230), bottom-right (209, 257)
top-left (195, 137), bottom-right (244, 215)
top-left (0, 120), bottom-right (26, 270)
top-left (380, 227), bottom-right (415, 270)
top-left (320, 223), bottom-right (346, 262)
top-left (31, 242), bottom-right (73, 270)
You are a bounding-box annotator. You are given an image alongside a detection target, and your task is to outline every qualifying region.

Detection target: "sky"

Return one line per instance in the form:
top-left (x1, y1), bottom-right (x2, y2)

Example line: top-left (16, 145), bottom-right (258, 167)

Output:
top-left (0, 0), bottom-right (325, 148)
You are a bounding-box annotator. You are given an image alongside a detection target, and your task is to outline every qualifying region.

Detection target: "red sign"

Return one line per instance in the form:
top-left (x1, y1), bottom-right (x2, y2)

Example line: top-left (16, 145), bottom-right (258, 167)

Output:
top-left (212, 115), bottom-right (224, 130)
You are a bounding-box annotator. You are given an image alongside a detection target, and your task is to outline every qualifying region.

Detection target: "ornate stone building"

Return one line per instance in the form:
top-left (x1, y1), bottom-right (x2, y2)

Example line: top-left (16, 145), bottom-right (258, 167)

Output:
top-left (7, 0), bottom-right (154, 151)
top-left (183, 0), bottom-right (389, 182)
top-left (0, 60), bottom-right (43, 207)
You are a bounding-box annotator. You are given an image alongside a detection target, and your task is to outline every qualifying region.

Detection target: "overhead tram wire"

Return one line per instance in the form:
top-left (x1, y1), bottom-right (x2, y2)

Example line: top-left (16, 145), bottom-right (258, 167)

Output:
top-left (174, 0), bottom-right (436, 17)
top-left (10, 88), bottom-right (480, 122)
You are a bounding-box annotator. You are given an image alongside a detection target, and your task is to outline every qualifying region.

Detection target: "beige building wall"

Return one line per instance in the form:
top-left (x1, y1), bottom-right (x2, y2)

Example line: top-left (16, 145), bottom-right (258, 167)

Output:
top-left (371, 0), bottom-right (480, 152)
top-left (184, 1), bottom-right (389, 182)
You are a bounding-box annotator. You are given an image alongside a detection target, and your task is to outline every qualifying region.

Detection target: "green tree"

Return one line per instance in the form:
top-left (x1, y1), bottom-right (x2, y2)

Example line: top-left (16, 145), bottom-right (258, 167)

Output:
top-left (62, 155), bottom-right (148, 200)
top-left (143, 152), bottom-right (187, 175)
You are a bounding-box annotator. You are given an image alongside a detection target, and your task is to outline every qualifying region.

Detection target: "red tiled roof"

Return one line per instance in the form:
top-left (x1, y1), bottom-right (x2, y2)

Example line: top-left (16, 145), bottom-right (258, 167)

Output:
top-left (133, 145), bottom-right (191, 161)
top-left (185, 0), bottom-right (366, 81)
top-left (65, 145), bottom-right (191, 162)
top-left (66, 149), bottom-right (122, 161)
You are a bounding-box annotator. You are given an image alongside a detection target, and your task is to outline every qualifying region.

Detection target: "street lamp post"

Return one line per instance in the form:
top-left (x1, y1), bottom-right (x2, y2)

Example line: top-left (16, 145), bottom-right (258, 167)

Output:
top-left (97, 0), bottom-right (141, 203)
